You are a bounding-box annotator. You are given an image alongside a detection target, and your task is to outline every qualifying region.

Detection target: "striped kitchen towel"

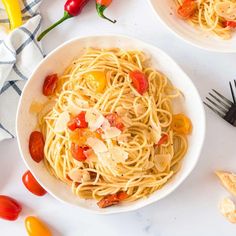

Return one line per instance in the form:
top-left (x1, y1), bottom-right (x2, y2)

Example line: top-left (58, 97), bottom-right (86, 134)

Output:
top-left (0, 0), bottom-right (44, 141)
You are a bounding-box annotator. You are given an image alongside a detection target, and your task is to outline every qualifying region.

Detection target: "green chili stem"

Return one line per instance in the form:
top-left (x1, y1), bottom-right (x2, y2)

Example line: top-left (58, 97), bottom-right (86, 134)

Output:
top-left (37, 11), bottom-right (72, 41)
top-left (96, 4), bottom-right (116, 24)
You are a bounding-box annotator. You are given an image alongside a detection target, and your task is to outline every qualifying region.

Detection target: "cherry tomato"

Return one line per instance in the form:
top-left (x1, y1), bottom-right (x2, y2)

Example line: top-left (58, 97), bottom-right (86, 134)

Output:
top-left (177, 0), bottom-right (196, 19)
top-left (171, 114), bottom-right (192, 135)
top-left (129, 70), bottom-right (149, 95)
top-left (42, 74), bottom-right (58, 96)
top-left (0, 195), bottom-right (22, 221)
top-left (71, 143), bottom-right (88, 162)
top-left (105, 113), bottom-right (124, 131)
top-left (224, 20), bottom-right (236, 28)
top-left (25, 216), bottom-right (52, 236)
top-left (97, 191), bottom-right (128, 208)
top-left (22, 171), bottom-right (47, 197)
top-left (70, 128), bottom-right (101, 146)
top-left (67, 112), bottom-right (88, 131)
top-left (29, 131), bottom-right (44, 163)
top-left (85, 71), bottom-right (107, 93)
top-left (156, 134), bottom-right (168, 146)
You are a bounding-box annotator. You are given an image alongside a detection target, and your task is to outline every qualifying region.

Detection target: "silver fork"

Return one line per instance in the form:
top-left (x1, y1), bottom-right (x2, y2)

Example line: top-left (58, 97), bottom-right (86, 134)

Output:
top-left (204, 80), bottom-right (236, 127)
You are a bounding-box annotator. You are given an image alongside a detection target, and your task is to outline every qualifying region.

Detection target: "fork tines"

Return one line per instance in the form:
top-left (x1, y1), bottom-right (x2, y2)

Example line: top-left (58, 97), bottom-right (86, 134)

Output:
top-left (229, 80), bottom-right (236, 104)
top-left (204, 89), bottom-right (233, 118)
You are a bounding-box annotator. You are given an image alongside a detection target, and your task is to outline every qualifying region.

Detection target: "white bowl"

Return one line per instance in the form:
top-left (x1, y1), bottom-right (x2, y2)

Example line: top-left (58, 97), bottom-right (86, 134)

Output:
top-left (16, 35), bottom-right (205, 214)
top-left (148, 0), bottom-right (236, 52)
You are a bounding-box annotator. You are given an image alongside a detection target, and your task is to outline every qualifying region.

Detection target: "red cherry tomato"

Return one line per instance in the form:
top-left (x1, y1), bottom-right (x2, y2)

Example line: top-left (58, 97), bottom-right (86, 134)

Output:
top-left (42, 74), bottom-right (58, 96)
top-left (71, 143), bottom-right (88, 162)
top-left (224, 20), bottom-right (236, 28)
top-left (105, 113), bottom-right (124, 131)
top-left (0, 195), bottom-right (22, 221)
top-left (67, 112), bottom-right (88, 131)
top-left (156, 134), bottom-right (168, 147)
top-left (22, 171), bottom-right (47, 197)
top-left (29, 131), bottom-right (44, 163)
top-left (97, 191), bottom-right (128, 208)
top-left (129, 70), bottom-right (149, 95)
top-left (177, 0), bottom-right (196, 19)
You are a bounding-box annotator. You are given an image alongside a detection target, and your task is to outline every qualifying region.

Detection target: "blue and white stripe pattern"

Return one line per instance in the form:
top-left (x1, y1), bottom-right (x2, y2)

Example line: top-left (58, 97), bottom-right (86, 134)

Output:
top-left (0, 0), bottom-right (43, 141)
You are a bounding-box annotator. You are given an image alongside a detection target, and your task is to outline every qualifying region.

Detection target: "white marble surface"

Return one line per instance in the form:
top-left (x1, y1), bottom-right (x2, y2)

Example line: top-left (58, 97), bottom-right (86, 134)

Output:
top-left (1, 0), bottom-right (236, 235)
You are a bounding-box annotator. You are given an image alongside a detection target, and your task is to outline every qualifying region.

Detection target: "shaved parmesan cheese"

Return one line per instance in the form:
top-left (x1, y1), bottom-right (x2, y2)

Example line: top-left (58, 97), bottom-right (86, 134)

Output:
top-left (84, 149), bottom-right (97, 162)
top-left (215, 2), bottom-right (236, 21)
top-left (101, 118), bottom-right (111, 131)
top-left (150, 115), bottom-right (162, 144)
top-left (87, 137), bottom-right (108, 153)
top-left (29, 102), bottom-right (44, 114)
top-left (54, 111), bottom-right (70, 133)
top-left (102, 127), bottom-right (121, 139)
top-left (154, 154), bottom-right (172, 172)
top-left (85, 108), bottom-right (105, 131)
top-left (109, 147), bottom-right (128, 163)
top-left (68, 168), bottom-right (90, 183)
top-left (67, 99), bottom-right (88, 115)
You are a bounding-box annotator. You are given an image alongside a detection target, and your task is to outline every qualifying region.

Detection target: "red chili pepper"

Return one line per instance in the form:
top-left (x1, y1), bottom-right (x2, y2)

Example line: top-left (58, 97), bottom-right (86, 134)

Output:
top-left (37, 0), bottom-right (90, 41)
top-left (0, 195), bottom-right (22, 221)
top-left (96, 0), bottom-right (116, 23)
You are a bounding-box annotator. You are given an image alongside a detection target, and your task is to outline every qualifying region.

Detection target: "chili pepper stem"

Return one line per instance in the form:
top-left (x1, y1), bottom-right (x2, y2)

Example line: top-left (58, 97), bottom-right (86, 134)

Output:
top-left (96, 4), bottom-right (116, 24)
top-left (37, 11), bottom-right (72, 41)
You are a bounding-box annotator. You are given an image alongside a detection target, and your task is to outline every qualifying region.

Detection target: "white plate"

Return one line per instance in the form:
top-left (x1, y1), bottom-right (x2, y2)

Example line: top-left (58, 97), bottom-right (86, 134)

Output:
top-left (148, 0), bottom-right (236, 52)
top-left (16, 35), bottom-right (205, 214)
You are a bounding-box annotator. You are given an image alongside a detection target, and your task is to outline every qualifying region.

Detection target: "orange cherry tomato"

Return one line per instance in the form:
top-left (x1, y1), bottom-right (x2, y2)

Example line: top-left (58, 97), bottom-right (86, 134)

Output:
top-left (22, 171), bottom-right (47, 197)
top-left (105, 113), bottom-right (124, 131)
top-left (0, 195), bottom-right (22, 221)
top-left (29, 131), bottom-right (44, 163)
top-left (25, 216), bottom-right (52, 236)
top-left (71, 143), bottom-right (88, 162)
top-left (42, 74), bottom-right (58, 96)
top-left (156, 134), bottom-right (168, 146)
top-left (85, 71), bottom-right (107, 93)
top-left (129, 70), bottom-right (149, 95)
top-left (67, 112), bottom-right (88, 131)
top-left (171, 114), bottom-right (192, 135)
top-left (177, 0), bottom-right (196, 19)
top-left (97, 191), bottom-right (128, 208)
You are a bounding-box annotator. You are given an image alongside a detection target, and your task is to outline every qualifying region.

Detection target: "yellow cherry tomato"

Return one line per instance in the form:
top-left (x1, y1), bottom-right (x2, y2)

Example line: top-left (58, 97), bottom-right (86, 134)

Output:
top-left (25, 216), bottom-right (52, 236)
top-left (171, 113), bottom-right (192, 135)
top-left (85, 71), bottom-right (107, 93)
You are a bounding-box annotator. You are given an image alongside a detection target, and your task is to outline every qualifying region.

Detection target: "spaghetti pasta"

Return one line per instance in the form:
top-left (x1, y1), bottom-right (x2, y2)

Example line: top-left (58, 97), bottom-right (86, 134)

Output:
top-left (175, 0), bottom-right (236, 39)
top-left (37, 48), bottom-right (190, 208)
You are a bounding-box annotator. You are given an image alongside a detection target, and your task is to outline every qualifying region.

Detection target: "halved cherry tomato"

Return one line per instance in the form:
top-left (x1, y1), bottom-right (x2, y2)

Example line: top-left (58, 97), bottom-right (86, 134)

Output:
top-left (70, 128), bottom-right (101, 146)
top-left (29, 131), bottom-right (44, 163)
top-left (22, 171), bottom-right (47, 197)
top-left (105, 113), bottom-right (124, 131)
top-left (177, 0), bottom-right (196, 19)
top-left (25, 216), bottom-right (52, 236)
top-left (71, 143), bottom-right (88, 162)
top-left (224, 20), bottom-right (236, 28)
top-left (129, 70), bottom-right (149, 95)
top-left (171, 114), bottom-right (192, 135)
top-left (42, 74), bottom-right (58, 96)
top-left (156, 134), bottom-right (168, 147)
top-left (97, 191), bottom-right (128, 208)
top-left (67, 112), bottom-right (88, 131)
top-left (0, 195), bottom-right (22, 221)
top-left (85, 71), bottom-right (107, 93)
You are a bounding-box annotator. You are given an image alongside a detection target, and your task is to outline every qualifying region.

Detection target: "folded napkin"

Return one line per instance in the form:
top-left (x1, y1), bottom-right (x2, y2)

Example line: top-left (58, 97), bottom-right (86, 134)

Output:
top-left (0, 0), bottom-right (44, 141)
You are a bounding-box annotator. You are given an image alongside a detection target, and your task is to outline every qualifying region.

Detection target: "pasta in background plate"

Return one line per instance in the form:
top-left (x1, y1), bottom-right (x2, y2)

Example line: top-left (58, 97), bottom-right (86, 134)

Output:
top-left (175, 0), bottom-right (236, 39)
top-left (30, 48), bottom-right (192, 208)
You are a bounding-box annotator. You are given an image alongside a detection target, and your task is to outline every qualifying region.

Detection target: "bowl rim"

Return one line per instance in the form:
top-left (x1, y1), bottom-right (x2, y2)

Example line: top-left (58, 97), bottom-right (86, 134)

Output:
top-left (147, 0), bottom-right (236, 53)
top-left (16, 34), bottom-right (206, 214)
